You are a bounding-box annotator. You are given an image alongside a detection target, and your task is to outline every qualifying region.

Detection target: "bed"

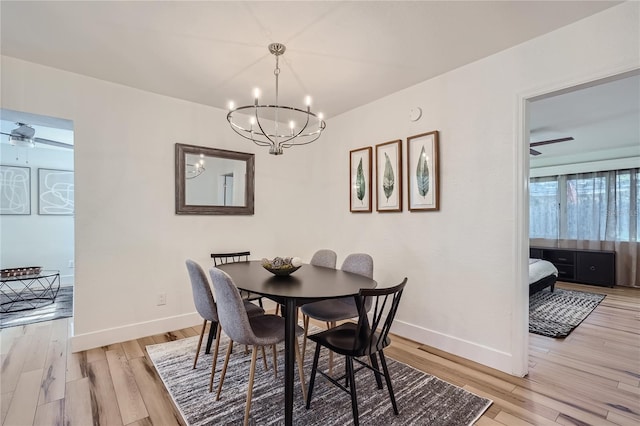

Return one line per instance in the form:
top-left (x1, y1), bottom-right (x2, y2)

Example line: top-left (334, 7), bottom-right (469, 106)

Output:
top-left (529, 258), bottom-right (558, 296)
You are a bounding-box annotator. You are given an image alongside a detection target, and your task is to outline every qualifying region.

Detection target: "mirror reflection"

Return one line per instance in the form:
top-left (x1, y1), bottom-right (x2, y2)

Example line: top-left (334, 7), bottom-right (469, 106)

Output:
top-left (175, 144), bottom-right (254, 215)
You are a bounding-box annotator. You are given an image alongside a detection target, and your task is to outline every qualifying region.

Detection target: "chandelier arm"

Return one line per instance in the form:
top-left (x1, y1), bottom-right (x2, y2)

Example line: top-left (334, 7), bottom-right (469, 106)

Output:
top-left (281, 121), bottom-right (326, 148)
top-left (253, 111), bottom-right (277, 146)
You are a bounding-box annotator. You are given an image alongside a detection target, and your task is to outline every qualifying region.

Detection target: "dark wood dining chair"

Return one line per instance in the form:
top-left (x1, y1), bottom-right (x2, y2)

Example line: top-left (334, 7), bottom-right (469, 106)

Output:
top-left (305, 278), bottom-right (408, 426)
top-left (301, 253), bottom-right (373, 369)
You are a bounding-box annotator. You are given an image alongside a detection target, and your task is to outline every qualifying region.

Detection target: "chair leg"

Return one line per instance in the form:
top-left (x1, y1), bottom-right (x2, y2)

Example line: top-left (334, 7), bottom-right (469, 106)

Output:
top-left (243, 346), bottom-right (259, 426)
top-left (272, 344), bottom-right (278, 378)
top-left (295, 336), bottom-right (307, 402)
top-left (346, 356), bottom-right (359, 426)
top-left (208, 325), bottom-right (222, 392)
top-left (379, 350), bottom-right (399, 415)
top-left (302, 315), bottom-right (310, 363)
top-left (193, 319), bottom-right (207, 369)
top-left (369, 352), bottom-right (383, 389)
top-left (261, 346), bottom-right (268, 371)
top-left (305, 343), bottom-right (322, 409)
top-left (216, 340), bottom-right (234, 401)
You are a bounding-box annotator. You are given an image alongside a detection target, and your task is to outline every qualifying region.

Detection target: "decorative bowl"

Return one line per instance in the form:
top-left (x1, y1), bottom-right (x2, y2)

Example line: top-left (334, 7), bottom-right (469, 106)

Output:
top-left (1, 266), bottom-right (42, 278)
top-left (261, 257), bottom-right (302, 276)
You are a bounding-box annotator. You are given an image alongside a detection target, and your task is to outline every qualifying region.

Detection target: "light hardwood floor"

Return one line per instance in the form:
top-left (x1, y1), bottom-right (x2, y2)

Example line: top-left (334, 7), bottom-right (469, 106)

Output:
top-left (1, 282), bottom-right (638, 425)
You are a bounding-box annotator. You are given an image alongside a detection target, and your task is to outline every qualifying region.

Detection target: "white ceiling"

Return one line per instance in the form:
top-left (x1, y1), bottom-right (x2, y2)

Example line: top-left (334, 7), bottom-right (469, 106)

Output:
top-left (0, 1), bottom-right (636, 165)
top-left (0, 1), bottom-right (622, 118)
top-left (529, 73), bottom-right (640, 168)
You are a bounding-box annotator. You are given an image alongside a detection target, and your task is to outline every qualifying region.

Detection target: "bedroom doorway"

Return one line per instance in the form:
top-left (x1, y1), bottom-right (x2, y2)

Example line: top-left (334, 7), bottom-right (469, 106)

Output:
top-left (523, 69), bottom-right (639, 365)
top-left (0, 108), bottom-right (75, 329)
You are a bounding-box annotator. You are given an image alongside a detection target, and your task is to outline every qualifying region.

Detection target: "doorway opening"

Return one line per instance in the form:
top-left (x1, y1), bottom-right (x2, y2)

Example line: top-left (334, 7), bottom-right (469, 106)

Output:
top-left (0, 108), bottom-right (75, 329)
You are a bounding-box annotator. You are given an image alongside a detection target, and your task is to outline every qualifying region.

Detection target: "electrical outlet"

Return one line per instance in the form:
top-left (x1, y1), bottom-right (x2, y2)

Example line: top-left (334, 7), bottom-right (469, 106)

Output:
top-left (157, 293), bottom-right (167, 306)
top-left (68, 260), bottom-right (75, 268)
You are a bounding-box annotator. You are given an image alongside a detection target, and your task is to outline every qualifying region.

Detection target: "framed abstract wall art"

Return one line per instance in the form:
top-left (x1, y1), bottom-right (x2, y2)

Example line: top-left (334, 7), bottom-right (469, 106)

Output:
top-left (407, 131), bottom-right (439, 211)
top-left (350, 146), bottom-right (372, 212)
top-left (375, 139), bottom-right (402, 212)
top-left (38, 168), bottom-right (74, 215)
top-left (0, 165), bottom-right (31, 215)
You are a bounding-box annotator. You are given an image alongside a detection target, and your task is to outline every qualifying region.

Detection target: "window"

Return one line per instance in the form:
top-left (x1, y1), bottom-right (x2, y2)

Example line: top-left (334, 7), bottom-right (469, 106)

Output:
top-left (530, 168), bottom-right (639, 242)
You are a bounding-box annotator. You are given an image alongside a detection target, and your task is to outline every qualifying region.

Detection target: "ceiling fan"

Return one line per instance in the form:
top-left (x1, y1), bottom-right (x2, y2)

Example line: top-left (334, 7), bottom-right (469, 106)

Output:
top-left (529, 136), bottom-right (574, 156)
top-left (0, 122), bottom-right (73, 149)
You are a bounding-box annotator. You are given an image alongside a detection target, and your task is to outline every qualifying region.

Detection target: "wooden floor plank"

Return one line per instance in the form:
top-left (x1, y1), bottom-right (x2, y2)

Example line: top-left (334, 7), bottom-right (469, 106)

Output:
top-left (129, 356), bottom-right (183, 426)
top-left (1, 334), bottom-right (33, 394)
top-left (121, 339), bottom-right (145, 360)
top-left (63, 378), bottom-right (93, 426)
top-left (86, 358), bottom-right (124, 425)
top-left (3, 369), bottom-right (42, 426)
top-left (33, 399), bottom-right (64, 426)
top-left (38, 337), bottom-right (67, 405)
top-left (105, 347), bottom-right (148, 424)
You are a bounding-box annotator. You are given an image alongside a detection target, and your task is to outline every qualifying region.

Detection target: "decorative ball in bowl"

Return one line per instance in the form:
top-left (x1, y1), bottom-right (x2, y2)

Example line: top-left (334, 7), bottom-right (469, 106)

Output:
top-left (261, 257), bottom-right (302, 276)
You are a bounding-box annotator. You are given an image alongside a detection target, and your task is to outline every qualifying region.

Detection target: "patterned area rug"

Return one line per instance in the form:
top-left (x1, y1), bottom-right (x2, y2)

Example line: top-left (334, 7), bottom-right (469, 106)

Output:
top-left (0, 286), bottom-right (73, 329)
top-left (529, 288), bottom-right (605, 338)
top-left (147, 330), bottom-right (492, 426)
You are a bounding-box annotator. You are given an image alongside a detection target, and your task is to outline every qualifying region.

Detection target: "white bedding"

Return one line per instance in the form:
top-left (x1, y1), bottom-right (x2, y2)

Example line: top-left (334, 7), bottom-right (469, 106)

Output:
top-left (529, 258), bottom-right (558, 284)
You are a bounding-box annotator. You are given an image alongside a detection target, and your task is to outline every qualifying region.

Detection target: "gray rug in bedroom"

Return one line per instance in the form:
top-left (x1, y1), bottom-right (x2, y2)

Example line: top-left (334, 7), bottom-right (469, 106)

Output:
top-left (0, 287), bottom-right (73, 329)
top-left (529, 288), bottom-right (605, 338)
top-left (147, 332), bottom-right (492, 426)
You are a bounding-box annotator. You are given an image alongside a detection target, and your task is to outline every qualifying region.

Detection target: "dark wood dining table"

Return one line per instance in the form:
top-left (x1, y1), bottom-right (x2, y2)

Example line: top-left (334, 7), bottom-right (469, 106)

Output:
top-left (216, 260), bottom-right (377, 425)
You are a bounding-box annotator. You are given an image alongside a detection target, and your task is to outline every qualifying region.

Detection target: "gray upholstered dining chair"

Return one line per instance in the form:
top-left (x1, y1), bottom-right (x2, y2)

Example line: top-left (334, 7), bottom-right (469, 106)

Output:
top-left (300, 253), bottom-right (373, 369)
top-left (185, 259), bottom-right (265, 392)
top-left (209, 267), bottom-right (307, 426)
top-left (275, 249), bottom-right (338, 317)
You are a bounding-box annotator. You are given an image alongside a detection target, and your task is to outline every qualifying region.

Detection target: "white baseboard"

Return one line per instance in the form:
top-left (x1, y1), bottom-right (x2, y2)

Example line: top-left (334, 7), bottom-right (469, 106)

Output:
top-left (391, 319), bottom-right (515, 375)
top-left (60, 274), bottom-right (74, 286)
top-left (70, 312), bottom-right (202, 353)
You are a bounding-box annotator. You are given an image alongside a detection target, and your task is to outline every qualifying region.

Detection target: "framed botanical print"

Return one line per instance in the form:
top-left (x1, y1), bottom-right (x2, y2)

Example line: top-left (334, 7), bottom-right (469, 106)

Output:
top-left (350, 146), bottom-right (372, 212)
top-left (375, 139), bottom-right (402, 212)
top-left (407, 131), bottom-right (439, 211)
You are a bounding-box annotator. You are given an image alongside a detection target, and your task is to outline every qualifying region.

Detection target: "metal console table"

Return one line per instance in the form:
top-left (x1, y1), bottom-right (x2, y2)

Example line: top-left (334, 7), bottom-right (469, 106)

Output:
top-left (0, 270), bottom-right (61, 313)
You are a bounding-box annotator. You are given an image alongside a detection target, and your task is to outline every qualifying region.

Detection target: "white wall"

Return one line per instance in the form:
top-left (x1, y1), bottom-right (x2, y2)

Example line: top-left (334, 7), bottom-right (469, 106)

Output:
top-left (0, 141), bottom-right (75, 284)
top-left (309, 2), bottom-right (638, 374)
top-left (1, 2), bottom-right (637, 375)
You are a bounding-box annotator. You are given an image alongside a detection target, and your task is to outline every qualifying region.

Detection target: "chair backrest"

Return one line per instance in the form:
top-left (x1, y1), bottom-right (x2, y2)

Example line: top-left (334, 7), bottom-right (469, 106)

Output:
top-left (310, 249), bottom-right (337, 269)
top-left (185, 259), bottom-right (217, 322)
top-left (341, 253), bottom-right (373, 278)
top-left (211, 251), bottom-right (250, 266)
top-left (208, 267), bottom-right (256, 345)
top-left (354, 278), bottom-right (408, 355)
top-left (341, 253), bottom-right (374, 309)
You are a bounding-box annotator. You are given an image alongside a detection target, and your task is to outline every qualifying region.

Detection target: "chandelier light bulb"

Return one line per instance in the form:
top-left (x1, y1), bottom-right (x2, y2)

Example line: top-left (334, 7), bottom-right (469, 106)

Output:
top-left (253, 88), bottom-right (261, 100)
top-left (228, 101), bottom-right (235, 111)
top-left (305, 96), bottom-right (312, 107)
top-left (249, 117), bottom-right (256, 126)
top-left (318, 113), bottom-right (324, 121)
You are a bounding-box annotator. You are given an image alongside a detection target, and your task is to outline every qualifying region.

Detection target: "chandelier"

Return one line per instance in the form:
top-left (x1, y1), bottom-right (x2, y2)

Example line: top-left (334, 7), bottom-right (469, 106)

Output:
top-left (227, 43), bottom-right (326, 155)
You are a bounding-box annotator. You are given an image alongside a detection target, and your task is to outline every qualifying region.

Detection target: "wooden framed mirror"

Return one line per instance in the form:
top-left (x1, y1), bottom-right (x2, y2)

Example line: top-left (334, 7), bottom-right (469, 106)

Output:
top-left (175, 143), bottom-right (254, 215)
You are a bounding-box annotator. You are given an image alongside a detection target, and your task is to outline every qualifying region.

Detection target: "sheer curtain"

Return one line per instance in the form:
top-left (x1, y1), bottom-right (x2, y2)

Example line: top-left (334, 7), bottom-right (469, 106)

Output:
top-left (530, 168), bottom-right (639, 287)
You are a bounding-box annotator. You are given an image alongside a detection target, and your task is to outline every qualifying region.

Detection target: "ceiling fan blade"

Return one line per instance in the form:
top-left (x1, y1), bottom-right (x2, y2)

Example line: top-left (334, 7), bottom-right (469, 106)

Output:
top-left (530, 137), bottom-right (574, 147)
top-left (530, 148), bottom-right (542, 156)
top-left (34, 137), bottom-right (74, 149)
top-left (0, 131), bottom-right (11, 136)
